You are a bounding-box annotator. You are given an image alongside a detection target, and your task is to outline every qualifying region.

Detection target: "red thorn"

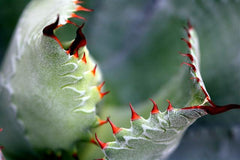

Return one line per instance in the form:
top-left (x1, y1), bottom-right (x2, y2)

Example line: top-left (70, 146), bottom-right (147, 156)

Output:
top-left (182, 104), bottom-right (240, 115)
top-left (97, 81), bottom-right (105, 92)
top-left (181, 38), bottom-right (192, 48)
top-left (95, 159), bottom-right (105, 160)
top-left (90, 138), bottom-right (98, 146)
top-left (98, 118), bottom-right (108, 126)
top-left (42, 15), bottom-right (64, 49)
top-left (66, 19), bottom-right (79, 27)
top-left (99, 91), bottom-right (110, 99)
top-left (74, 0), bottom-right (84, 4)
top-left (0, 146), bottom-right (4, 150)
top-left (129, 103), bottom-right (141, 121)
top-left (71, 13), bottom-right (86, 21)
top-left (190, 77), bottom-right (200, 83)
top-left (95, 133), bottom-right (108, 149)
top-left (107, 117), bottom-right (122, 135)
top-left (167, 100), bottom-right (173, 111)
top-left (178, 51), bottom-right (194, 62)
top-left (97, 82), bottom-right (110, 98)
top-left (187, 20), bottom-right (193, 30)
top-left (92, 64), bottom-right (97, 76)
top-left (73, 50), bottom-right (79, 58)
top-left (76, 6), bottom-right (93, 12)
top-left (0, 128), bottom-right (2, 132)
top-left (149, 98), bottom-right (159, 114)
top-left (183, 26), bottom-right (191, 38)
top-left (181, 62), bottom-right (196, 72)
top-left (66, 24), bottom-right (87, 56)
top-left (82, 52), bottom-right (87, 63)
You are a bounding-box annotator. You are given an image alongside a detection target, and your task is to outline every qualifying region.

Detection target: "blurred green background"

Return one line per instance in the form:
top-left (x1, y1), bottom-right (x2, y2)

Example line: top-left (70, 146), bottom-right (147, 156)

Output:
top-left (1, 0), bottom-right (240, 160)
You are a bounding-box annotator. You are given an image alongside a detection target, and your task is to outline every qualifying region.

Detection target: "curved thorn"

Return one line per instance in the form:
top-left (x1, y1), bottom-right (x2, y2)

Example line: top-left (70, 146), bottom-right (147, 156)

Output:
top-left (74, 0), bottom-right (84, 4)
top-left (92, 64), bottom-right (97, 76)
top-left (107, 117), bottom-right (122, 135)
top-left (71, 13), bottom-right (86, 21)
top-left (183, 26), bottom-right (191, 38)
top-left (66, 19), bottom-right (79, 27)
top-left (181, 62), bottom-right (196, 72)
top-left (182, 104), bottom-right (240, 115)
top-left (73, 50), bottom-right (79, 58)
top-left (100, 91), bottom-right (110, 99)
top-left (97, 118), bottom-right (108, 126)
top-left (190, 77), bottom-right (200, 83)
top-left (90, 138), bottom-right (98, 146)
top-left (187, 20), bottom-right (193, 30)
top-left (129, 103), bottom-right (141, 121)
top-left (67, 25), bottom-right (87, 56)
top-left (81, 52), bottom-right (87, 63)
top-left (95, 133), bottom-right (108, 149)
top-left (181, 38), bottom-right (192, 48)
top-left (167, 100), bottom-right (173, 111)
top-left (149, 98), bottom-right (159, 114)
top-left (76, 6), bottom-right (93, 12)
top-left (178, 51), bottom-right (193, 62)
top-left (42, 15), bottom-right (64, 49)
top-left (97, 81), bottom-right (105, 92)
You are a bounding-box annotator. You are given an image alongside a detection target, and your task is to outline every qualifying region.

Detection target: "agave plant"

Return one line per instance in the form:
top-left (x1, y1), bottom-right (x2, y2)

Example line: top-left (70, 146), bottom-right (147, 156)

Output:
top-left (0, 0), bottom-right (240, 160)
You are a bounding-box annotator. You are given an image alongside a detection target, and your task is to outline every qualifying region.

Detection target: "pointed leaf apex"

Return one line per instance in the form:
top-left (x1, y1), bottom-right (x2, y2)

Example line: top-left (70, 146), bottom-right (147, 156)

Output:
top-left (149, 98), bottom-right (159, 114)
top-left (129, 103), bottom-right (141, 121)
top-left (95, 133), bottom-right (108, 149)
top-left (107, 117), bottom-right (122, 134)
top-left (167, 100), bottom-right (174, 111)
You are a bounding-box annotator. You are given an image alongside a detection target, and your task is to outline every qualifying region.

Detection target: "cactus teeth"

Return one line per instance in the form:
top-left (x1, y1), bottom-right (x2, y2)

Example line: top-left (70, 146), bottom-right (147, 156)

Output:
top-left (90, 138), bottom-right (98, 146)
top-left (97, 81), bottom-right (110, 98)
top-left (178, 51), bottom-right (193, 62)
top-left (73, 1), bottom-right (84, 5)
top-left (75, 6), bottom-right (94, 12)
top-left (107, 117), bottom-right (122, 135)
top-left (43, 15), bottom-right (64, 49)
top-left (97, 118), bottom-right (108, 127)
top-left (181, 62), bottom-right (196, 72)
top-left (81, 52), bottom-right (87, 63)
top-left (95, 133), bottom-right (108, 150)
top-left (66, 24), bottom-right (87, 57)
top-left (166, 100), bottom-right (174, 111)
top-left (149, 98), bottom-right (159, 114)
top-left (129, 103), bottom-right (141, 121)
top-left (91, 64), bottom-right (97, 76)
top-left (181, 38), bottom-right (192, 48)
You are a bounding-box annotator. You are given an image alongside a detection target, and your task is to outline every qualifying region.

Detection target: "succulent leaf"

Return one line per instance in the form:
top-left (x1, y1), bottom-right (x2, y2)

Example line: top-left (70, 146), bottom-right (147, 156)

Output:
top-left (0, 0), bottom-right (105, 159)
top-left (95, 24), bottom-right (240, 160)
